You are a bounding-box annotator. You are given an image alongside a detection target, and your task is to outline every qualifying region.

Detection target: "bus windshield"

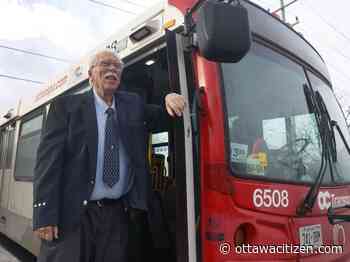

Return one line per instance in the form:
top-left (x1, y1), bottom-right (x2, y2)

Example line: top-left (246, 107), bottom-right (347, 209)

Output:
top-left (221, 42), bottom-right (350, 184)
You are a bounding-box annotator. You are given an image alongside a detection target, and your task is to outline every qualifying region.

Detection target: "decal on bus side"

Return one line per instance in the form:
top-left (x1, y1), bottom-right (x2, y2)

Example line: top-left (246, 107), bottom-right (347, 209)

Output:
top-left (299, 224), bottom-right (323, 247)
top-left (230, 143), bottom-right (248, 163)
top-left (318, 191), bottom-right (332, 210)
top-left (333, 224), bottom-right (346, 246)
top-left (253, 189), bottom-right (289, 208)
top-left (106, 37), bottom-right (128, 54)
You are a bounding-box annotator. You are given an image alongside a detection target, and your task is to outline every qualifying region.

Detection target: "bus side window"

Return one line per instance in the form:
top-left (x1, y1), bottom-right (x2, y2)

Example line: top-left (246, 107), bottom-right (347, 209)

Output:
top-left (0, 130), bottom-right (4, 171)
top-left (14, 109), bottom-right (45, 181)
top-left (152, 132), bottom-right (169, 172)
top-left (63, 80), bottom-right (90, 96)
top-left (5, 126), bottom-right (15, 170)
top-left (151, 132), bottom-right (172, 192)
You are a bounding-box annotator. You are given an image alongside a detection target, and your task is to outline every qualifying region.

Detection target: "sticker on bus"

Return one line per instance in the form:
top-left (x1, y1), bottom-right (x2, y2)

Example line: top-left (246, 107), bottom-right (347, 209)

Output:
top-left (246, 158), bottom-right (264, 176)
top-left (230, 143), bottom-right (248, 163)
top-left (299, 224), bottom-right (323, 247)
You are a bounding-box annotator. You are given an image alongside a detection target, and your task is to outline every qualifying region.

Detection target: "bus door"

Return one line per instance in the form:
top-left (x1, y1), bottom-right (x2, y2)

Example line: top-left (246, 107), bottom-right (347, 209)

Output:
top-left (0, 128), bottom-right (6, 213)
top-left (166, 29), bottom-right (199, 262)
top-left (0, 124), bottom-right (15, 231)
top-left (116, 29), bottom-right (198, 261)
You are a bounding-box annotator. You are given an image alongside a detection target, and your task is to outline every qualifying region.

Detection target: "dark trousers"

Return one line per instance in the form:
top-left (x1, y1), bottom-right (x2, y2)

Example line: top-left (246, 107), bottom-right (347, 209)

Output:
top-left (38, 200), bottom-right (129, 262)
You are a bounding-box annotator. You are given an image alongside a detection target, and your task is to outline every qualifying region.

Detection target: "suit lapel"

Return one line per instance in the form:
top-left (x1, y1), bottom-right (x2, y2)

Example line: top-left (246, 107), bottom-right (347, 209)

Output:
top-left (114, 92), bottom-right (126, 126)
top-left (82, 90), bottom-right (98, 178)
top-left (114, 92), bottom-right (130, 156)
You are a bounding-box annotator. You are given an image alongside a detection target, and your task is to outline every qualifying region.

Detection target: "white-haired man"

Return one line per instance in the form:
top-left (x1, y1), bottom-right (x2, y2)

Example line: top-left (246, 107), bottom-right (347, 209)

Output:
top-left (33, 50), bottom-right (185, 261)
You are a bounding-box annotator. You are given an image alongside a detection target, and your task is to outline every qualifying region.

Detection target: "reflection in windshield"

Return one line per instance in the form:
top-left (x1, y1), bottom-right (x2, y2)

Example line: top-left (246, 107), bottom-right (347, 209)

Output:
top-left (262, 114), bottom-right (321, 182)
top-left (221, 43), bottom-right (328, 184)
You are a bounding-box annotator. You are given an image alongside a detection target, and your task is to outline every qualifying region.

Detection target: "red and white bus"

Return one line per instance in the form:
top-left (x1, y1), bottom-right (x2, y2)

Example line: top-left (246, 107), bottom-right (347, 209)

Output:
top-left (0, 0), bottom-right (350, 261)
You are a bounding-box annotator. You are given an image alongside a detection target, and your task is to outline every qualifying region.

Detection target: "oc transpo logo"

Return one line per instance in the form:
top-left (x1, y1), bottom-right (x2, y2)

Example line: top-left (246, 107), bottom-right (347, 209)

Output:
top-left (318, 191), bottom-right (332, 210)
top-left (318, 192), bottom-right (350, 210)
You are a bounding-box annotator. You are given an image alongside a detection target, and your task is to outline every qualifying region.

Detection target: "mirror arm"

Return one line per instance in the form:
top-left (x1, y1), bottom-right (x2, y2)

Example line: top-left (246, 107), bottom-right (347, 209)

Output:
top-left (328, 205), bottom-right (350, 224)
top-left (184, 0), bottom-right (208, 35)
top-left (328, 214), bottom-right (350, 224)
top-left (185, 0), bottom-right (242, 34)
top-left (188, 0), bottom-right (208, 17)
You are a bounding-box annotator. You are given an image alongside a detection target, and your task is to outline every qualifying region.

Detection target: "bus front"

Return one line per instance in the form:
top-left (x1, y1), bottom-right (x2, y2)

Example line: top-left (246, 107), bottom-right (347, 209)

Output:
top-left (185, 1), bottom-right (350, 261)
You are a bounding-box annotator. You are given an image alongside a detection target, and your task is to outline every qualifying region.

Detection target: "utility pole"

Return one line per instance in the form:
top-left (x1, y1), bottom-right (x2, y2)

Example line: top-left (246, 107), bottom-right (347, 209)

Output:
top-left (273, 0), bottom-right (299, 25)
top-left (280, 0), bottom-right (286, 22)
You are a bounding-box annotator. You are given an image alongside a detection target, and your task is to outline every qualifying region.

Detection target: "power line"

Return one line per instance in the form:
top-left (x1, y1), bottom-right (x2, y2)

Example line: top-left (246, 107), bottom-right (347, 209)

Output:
top-left (290, 30), bottom-right (350, 92)
top-left (114, 0), bottom-right (146, 8)
top-left (319, 43), bottom-right (350, 64)
top-left (295, 25), bottom-right (350, 64)
top-left (0, 44), bottom-right (71, 63)
top-left (88, 0), bottom-right (137, 15)
top-left (253, 0), bottom-right (272, 8)
top-left (273, 0), bottom-right (299, 14)
top-left (302, 2), bottom-right (350, 44)
top-left (284, 3), bottom-right (350, 86)
top-left (285, 7), bottom-right (350, 65)
top-left (327, 62), bottom-right (350, 83)
top-left (0, 74), bottom-right (43, 84)
top-left (345, 110), bottom-right (350, 126)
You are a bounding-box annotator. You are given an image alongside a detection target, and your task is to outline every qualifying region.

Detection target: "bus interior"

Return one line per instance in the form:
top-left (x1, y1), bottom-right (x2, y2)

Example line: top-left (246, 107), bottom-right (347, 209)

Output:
top-left (120, 46), bottom-right (181, 262)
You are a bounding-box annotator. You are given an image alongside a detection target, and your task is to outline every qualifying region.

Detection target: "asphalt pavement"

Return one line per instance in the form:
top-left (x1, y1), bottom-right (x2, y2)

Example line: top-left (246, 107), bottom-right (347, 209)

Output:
top-left (0, 234), bottom-right (35, 262)
top-left (0, 246), bottom-right (20, 262)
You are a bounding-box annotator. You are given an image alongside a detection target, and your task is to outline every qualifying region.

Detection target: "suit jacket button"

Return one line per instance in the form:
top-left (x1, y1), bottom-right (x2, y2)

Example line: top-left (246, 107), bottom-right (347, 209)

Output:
top-left (90, 180), bottom-right (94, 184)
top-left (83, 200), bottom-right (88, 206)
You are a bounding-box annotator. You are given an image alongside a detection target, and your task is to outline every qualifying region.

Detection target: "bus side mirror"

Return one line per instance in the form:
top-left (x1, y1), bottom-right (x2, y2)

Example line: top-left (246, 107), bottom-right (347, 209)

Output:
top-left (328, 205), bottom-right (350, 224)
top-left (196, 1), bottom-right (251, 63)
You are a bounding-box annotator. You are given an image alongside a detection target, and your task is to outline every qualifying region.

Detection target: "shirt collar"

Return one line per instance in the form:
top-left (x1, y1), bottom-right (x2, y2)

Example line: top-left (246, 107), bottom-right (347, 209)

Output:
top-left (92, 87), bottom-right (116, 113)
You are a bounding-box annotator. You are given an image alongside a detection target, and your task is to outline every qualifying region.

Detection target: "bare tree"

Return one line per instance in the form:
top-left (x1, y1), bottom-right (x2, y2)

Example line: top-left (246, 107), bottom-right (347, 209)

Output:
top-left (346, 107), bottom-right (350, 128)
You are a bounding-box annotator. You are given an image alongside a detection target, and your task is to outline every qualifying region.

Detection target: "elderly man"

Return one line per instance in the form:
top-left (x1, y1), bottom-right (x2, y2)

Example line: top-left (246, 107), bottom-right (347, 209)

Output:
top-left (33, 50), bottom-right (185, 262)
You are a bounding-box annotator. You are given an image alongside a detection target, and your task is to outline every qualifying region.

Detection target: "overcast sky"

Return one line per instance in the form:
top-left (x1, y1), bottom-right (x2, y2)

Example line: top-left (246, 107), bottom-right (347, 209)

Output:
top-left (0, 0), bottom-right (349, 121)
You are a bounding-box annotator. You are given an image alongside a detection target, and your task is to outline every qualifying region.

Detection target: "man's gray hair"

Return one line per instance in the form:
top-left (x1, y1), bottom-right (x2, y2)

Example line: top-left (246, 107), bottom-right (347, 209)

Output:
top-left (88, 49), bottom-right (124, 71)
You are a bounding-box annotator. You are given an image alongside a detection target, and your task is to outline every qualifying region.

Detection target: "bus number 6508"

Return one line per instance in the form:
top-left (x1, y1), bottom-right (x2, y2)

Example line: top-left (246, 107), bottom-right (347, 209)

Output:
top-left (253, 189), bottom-right (289, 208)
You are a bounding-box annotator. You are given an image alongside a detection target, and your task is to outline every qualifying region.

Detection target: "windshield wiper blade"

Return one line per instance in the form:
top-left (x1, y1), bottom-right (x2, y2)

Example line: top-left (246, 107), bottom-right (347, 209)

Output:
top-left (331, 120), bottom-right (350, 155)
top-left (297, 84), bottom-right (336, 216)
top-left (316, 92), bottom-right (337, 162)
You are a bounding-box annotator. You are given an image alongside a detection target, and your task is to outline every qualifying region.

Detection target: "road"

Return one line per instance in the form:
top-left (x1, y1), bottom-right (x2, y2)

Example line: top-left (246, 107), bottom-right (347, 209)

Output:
top-left (0, 234), bottom-right (35, 262)
top-left (0, 246), bottom-right (19, 262)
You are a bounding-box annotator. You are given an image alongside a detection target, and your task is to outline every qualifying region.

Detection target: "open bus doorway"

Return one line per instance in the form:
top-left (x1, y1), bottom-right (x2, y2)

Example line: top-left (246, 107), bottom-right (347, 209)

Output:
top-left (120, 46), bottom-right (188, 262)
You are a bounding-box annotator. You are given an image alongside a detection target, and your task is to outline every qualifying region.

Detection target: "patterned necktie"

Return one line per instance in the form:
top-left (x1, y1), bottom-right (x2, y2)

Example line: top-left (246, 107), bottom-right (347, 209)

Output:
top-left (103, 107), bottom-right (119, 187)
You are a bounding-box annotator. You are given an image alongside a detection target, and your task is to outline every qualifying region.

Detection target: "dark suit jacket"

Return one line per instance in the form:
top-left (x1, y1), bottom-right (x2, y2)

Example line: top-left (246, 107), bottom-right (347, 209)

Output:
top-left (33, 89), bottom-right (168, 232)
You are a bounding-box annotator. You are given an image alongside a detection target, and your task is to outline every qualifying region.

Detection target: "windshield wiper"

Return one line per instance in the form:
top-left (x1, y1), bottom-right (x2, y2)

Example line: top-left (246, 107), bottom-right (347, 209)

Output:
top-left (331, 120), bottom-right (350, 155)
top-left (297, 84), bottom-right (336, 216)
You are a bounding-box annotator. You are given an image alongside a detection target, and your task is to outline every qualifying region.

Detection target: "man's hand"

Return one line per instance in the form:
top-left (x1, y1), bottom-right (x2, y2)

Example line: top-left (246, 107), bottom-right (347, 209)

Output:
top-left (34, 226), bottom-right (59, 241)
top-left (165, 93), bottom-right (186, 117)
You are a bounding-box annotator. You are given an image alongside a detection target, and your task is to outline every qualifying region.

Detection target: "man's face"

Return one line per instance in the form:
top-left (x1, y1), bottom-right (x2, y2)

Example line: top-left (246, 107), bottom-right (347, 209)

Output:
top-left (89, 51), bottom-right (123, 96)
